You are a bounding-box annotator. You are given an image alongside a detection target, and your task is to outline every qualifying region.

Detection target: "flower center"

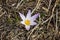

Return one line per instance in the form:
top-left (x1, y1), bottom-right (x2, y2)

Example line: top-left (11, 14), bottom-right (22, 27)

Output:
top-left (25, 19), bottom-right (30, 26)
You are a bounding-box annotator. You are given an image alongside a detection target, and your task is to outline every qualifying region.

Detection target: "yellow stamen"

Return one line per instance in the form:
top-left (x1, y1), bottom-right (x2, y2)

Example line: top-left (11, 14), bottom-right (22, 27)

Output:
top-left (25, 19), bottom-right (30, 26)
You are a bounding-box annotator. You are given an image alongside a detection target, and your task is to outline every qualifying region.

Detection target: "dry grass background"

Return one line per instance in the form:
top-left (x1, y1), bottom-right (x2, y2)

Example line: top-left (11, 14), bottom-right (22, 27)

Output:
top-left (0, 0), bottom-right (60, 40)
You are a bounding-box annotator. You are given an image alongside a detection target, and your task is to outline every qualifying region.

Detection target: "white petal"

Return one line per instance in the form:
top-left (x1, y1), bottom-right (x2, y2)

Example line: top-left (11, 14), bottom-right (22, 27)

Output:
top-left (21, 21), bottom-right (24, 24)
top-left (31, 13), bottom-right (39, 21)
top-left (26, 10), bottom-right (31, 19)
top-left (30, 22), bottom-right (37, 25)
top-left (25, 26), bottom-right (30, 30)
top-left (19, 13), bottom-right (25, 20)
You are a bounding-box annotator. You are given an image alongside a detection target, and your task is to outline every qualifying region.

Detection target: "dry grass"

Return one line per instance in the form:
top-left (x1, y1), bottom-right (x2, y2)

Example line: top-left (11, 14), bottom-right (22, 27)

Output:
top-left (0, 0), bottom-right (60, 40)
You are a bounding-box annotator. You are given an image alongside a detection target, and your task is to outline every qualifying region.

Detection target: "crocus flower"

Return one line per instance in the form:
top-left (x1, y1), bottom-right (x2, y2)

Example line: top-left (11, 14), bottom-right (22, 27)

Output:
top-left (19, 10), bottom-right (39, 30)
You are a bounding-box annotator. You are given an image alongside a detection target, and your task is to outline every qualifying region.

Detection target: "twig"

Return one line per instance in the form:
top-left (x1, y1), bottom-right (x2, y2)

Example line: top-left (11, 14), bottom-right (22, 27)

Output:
top-left (52, 0), bottom-right (59, 14)
top-left (41, 14), bottom-right (53, 25)
top-left (48, 0), bottom-right (52, 10)
top-left (0, 7), bottom-right (2, 12)
top-left (32, 0), bottom-right (41, 14)
top-left (42, 0), bottom-right (52, 12)
top-left (27, 23), bottom-right (40, 40)
top-left (16, 0), bottom-right (24, 9)
top-left (42, 7), bottom-right (48, 13)
top-left (55, 9), bottom-right (58, 35)
top-left (11, 32), bottom-right (23, 40)
top-left (0, 11), bottom-right (6, 18)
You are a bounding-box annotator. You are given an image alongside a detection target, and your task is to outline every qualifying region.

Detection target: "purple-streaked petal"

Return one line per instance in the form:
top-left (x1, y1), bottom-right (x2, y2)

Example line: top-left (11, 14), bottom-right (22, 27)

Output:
top-left (25, 26), bottom-right (30, 30)
top-left (30, 22), bottom-right (37, 25)
top-left (31, 13), bottom-right (39, 21)
top-left (26, 10), bottom-right (31, 19)
top-left (19, 13), bottom-right (25, 20)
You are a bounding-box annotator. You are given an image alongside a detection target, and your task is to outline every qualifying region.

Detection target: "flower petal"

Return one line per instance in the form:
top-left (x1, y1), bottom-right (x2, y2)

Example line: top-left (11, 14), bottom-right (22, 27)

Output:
top-left (26, 10), bottom-right (31, 19)
top-left (31, 13), bottom-right (39, 21)
top-left (21, 21), bottom-right (24, 24)
top-left (30, 22), bottom-right (37, 25)
top-left (25, 26), bottom-right (30, 30)
top-left (19, 13), bottom-right (25, 20)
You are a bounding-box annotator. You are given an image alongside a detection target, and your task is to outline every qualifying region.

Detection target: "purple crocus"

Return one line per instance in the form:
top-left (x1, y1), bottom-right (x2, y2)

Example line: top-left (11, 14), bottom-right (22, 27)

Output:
top-left (19, 10), bottom-right (39, 30)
